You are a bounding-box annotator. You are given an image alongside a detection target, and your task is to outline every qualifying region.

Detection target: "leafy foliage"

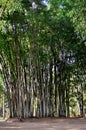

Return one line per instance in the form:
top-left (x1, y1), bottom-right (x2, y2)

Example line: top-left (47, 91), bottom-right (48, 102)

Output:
top-left (0, 0), bottom-right (86, 118)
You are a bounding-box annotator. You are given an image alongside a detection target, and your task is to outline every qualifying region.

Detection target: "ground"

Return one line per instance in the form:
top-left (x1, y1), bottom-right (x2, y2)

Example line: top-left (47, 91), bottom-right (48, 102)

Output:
top-left (0, 117), bottom-right (86, 130)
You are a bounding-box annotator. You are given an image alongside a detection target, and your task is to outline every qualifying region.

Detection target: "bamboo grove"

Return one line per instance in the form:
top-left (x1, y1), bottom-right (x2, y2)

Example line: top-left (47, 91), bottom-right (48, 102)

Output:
top-left (0, 0), bottom-right (86, 119)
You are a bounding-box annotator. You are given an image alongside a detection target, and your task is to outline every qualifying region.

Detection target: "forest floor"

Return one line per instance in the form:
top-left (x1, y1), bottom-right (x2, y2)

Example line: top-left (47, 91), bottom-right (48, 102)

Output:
top-left (0, 117), bottom-right (86, 130)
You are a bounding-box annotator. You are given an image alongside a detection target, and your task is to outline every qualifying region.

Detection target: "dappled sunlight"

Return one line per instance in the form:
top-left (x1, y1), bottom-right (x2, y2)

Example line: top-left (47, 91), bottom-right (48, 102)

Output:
top-left (0, 118), bottom-right (86, 130)
top-left (0, 126), bottom-right (21, 128)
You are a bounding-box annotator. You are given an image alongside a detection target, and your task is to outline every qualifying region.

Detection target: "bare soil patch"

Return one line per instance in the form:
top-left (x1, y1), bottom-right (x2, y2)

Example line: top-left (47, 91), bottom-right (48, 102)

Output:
top-left (0, 118), bottom-right (86, 130)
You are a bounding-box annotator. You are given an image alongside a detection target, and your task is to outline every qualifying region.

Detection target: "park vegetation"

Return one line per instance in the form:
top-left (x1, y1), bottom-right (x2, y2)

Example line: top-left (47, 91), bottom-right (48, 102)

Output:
top-left (0, 0), bottom-right (86, 119)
